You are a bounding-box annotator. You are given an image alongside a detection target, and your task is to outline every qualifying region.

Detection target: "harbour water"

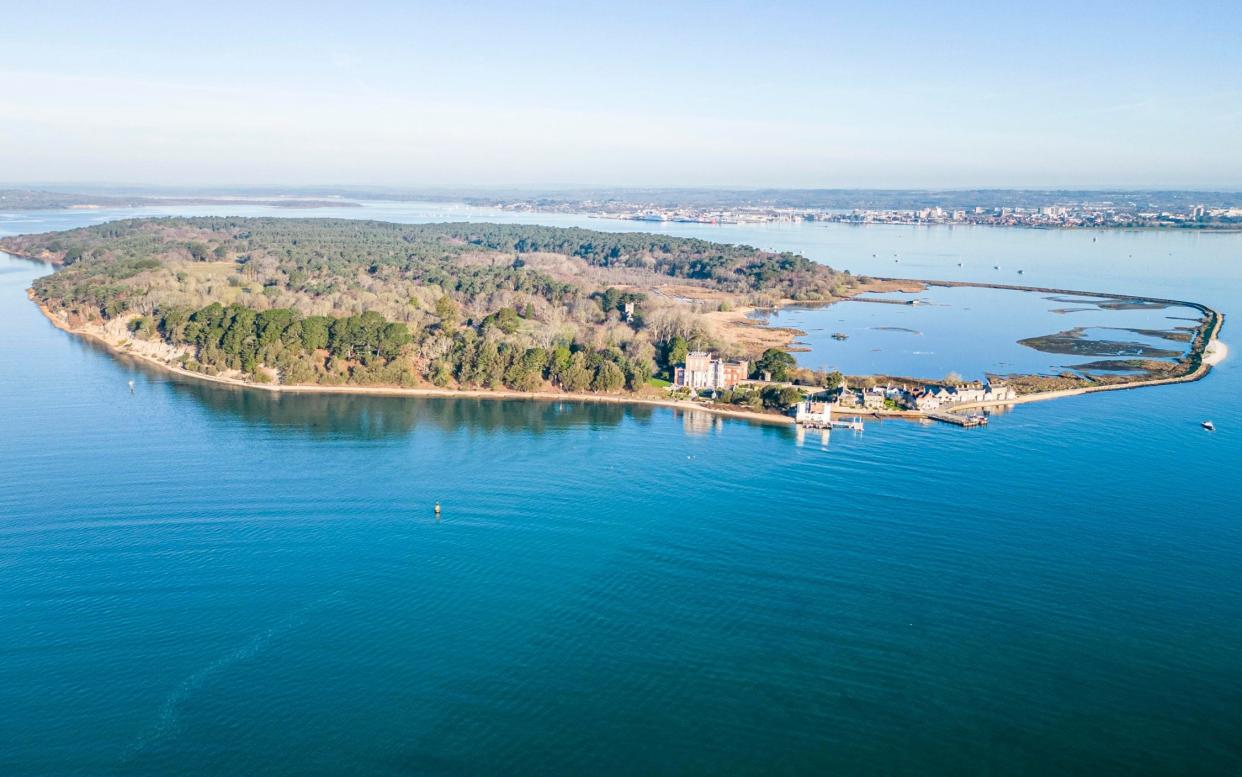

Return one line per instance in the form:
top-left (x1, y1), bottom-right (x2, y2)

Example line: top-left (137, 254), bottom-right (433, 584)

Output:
top-left (1, 204), bottom-right (1240, 775)
top-left (749, 284), bottom-right (1203, 379)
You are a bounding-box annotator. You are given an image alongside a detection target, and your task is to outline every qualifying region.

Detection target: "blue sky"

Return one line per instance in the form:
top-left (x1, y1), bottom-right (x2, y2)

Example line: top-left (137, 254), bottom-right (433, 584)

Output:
top-left (2, 0), bottom-right (1239, 188)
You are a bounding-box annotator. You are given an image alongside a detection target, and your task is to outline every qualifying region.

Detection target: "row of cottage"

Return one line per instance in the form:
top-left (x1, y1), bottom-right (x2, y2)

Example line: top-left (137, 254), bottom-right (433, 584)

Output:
top-left (792, 379), bottom-right (1017, 426)
top-left (671, 351), bottom-right (1017, 413)
top-left (829, 378), bottom-right (1017, 411)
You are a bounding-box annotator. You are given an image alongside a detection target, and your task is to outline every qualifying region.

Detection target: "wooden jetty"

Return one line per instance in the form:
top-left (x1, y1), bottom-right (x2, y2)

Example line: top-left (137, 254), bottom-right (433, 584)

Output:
top-left (928, 411), bottom-right (988, 428)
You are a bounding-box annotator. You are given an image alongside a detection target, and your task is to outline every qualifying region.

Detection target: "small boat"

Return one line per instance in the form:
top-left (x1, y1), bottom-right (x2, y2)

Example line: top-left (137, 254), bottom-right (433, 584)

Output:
top-left (831, 332), bottom-right (849, 341)
top-left (1202, 420), bottom-right (1215, 431)
top-left (1017, 269), bottom-right (1025, 274)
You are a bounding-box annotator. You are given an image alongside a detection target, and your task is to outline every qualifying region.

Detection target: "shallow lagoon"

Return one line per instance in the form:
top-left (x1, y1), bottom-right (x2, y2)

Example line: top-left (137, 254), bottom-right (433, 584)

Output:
top-left (750, 285), bottom-right (1202, 379)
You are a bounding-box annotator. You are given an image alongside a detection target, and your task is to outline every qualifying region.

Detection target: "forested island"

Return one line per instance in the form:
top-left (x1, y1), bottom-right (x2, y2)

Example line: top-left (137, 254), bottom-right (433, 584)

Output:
top-left (2, 217), bottom-right (882, 410)
top-left (1, 217), bottom-right (1226, 423)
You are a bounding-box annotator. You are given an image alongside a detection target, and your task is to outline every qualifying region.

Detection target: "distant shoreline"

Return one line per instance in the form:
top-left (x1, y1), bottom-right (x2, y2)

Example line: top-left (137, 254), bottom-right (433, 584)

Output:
top-left (4, 190), bottom-right (1240, 231)
top-left (564, 211), bottom-right (1242, 233)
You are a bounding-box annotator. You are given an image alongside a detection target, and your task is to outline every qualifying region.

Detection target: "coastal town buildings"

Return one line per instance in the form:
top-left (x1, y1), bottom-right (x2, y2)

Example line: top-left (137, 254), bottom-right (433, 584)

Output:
top-left (901, 379), bottom-right (1016, 410)
top-left (490, 198), bottom-right (1242, 231)
top-left (673, 351), bottom-right (749, 390)
top-left (824, 378), bottom-right (1017, 412)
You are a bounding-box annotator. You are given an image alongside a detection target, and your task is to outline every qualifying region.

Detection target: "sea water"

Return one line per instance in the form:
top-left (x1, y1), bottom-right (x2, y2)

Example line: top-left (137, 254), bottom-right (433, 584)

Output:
top-left (1, 204), bottom-right (1239, 775)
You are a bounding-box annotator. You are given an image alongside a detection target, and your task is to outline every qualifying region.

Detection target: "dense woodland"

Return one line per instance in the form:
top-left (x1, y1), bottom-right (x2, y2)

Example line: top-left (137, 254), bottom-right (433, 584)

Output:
top-left (5, 217), bottom-right (859, 398)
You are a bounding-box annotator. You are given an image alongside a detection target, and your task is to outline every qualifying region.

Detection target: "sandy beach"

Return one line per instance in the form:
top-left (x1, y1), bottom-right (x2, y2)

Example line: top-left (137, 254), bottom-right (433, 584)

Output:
top-left (1204, 339), bottom-right (1229, 366)
top-left (30, 291), bottom-right (798, 427)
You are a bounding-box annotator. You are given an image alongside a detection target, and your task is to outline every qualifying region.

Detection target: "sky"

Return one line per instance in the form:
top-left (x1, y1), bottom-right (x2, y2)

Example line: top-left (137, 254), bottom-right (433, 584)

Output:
top-left (1, 0), bottom-right (1240, 189)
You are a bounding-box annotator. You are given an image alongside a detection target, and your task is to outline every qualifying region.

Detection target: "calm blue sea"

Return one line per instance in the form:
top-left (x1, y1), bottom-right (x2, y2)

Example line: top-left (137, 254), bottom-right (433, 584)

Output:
top-left (1, 204), bottom-right (1239, 775)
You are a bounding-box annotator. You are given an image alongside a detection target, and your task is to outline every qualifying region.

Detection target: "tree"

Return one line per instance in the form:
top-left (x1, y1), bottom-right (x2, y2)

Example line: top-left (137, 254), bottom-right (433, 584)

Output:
top-left (300, 316), bottom-right (331, 352)
top-left (220, 307), bottom-right (258, 367)
top-left (328, 317), bottom-right (357, 359)
top-left (592, 361), bottom-right (626, 392)
top-left (256, 308), bottom-right (297, 348)
top-left (550, 345), bottom-right (572, 380)
top-left (430, 358), bottom-right (453, 387)
top-left (379, 322), bottom-right (412, 360)
top-left (483, 306), bottom-right (521, 334)
top-left (665, 336), bottom-right (689, 371)
top-left (624, 358), bottom-right (652, 390)
top-left (521, 347), bottom-right (549, 376)
top-left (559, 352), bottom-right (593, 392)
top-left (505, 347), bottom-right (549, 391)
top-left (761, 385), bottom-right (803, 410)
top-left (434, 295), bottom-right (459, 329)
top-left (598, 287), bottom-right (622, 312)
top-left (474, 339), bottom-right (505, 388)
top-left (157, 306), bottom-right (191, 343)
top-left (754, 348), bottom-right (796, 381)
top-left (186, 242), bottom-right (210, 261)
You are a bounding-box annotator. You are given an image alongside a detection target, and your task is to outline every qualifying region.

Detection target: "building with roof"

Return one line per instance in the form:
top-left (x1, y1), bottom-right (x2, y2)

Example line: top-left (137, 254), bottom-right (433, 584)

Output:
top-left (673, 351), bottom-right (749, 390)
top-left (791, 399), bottom-right (832, 426)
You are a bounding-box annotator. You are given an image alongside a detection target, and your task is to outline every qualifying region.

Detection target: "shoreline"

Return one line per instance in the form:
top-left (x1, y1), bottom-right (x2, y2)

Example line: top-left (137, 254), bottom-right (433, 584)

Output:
top-left (1204, 339), bottom-right (1229, 367)
top-left (480, 207), bottom-right (1242, 233)
top-left (29, 290), bottom-right (798, 427)
top-left (20, 258), bottom-right (1226, 427)
top-left (31, 288), bottom-right (1226, 426)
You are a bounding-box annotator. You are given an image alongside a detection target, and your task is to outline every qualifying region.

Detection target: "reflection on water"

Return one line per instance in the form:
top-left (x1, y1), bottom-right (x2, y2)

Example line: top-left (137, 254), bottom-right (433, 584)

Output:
top-left (172, 380), bottom-right (654, 439)
top-left (794, 425), bottom-right (831, 449)
top-left (69, 320), bottom-right (797, 443)
top-left (679, 408), bottom-right (723, 436)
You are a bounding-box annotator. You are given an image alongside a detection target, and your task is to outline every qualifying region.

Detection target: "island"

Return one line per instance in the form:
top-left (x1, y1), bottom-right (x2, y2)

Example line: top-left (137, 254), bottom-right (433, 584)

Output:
top-left (0, 217), bottom-right (1225, 428)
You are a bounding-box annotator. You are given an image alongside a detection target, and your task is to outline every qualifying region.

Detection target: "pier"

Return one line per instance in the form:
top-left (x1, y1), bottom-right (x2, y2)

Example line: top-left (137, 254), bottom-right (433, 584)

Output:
top-left (928, 411), bottom-right (988, 427)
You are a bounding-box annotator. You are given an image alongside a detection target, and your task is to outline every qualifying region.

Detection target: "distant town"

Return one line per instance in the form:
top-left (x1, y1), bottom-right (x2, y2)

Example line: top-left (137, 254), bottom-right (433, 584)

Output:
top-left (3, 186), bottom-right (1240, 230)
top-left (488, 199), bottom-right (1242, 230)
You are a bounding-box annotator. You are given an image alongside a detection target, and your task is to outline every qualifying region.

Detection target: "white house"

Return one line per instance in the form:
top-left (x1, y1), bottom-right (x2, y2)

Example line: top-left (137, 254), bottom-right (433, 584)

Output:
top-left (912, 391), bottom-right (942, 411)
top-left (791, 399), bottom-right (832, 426)
top-left (983, 380), bottom-right (1017, 402)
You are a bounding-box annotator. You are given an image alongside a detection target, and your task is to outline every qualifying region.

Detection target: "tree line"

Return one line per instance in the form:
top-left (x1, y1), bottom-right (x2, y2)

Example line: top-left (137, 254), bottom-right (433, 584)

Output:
top-left (128, 300), bottom-right (662, 392)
